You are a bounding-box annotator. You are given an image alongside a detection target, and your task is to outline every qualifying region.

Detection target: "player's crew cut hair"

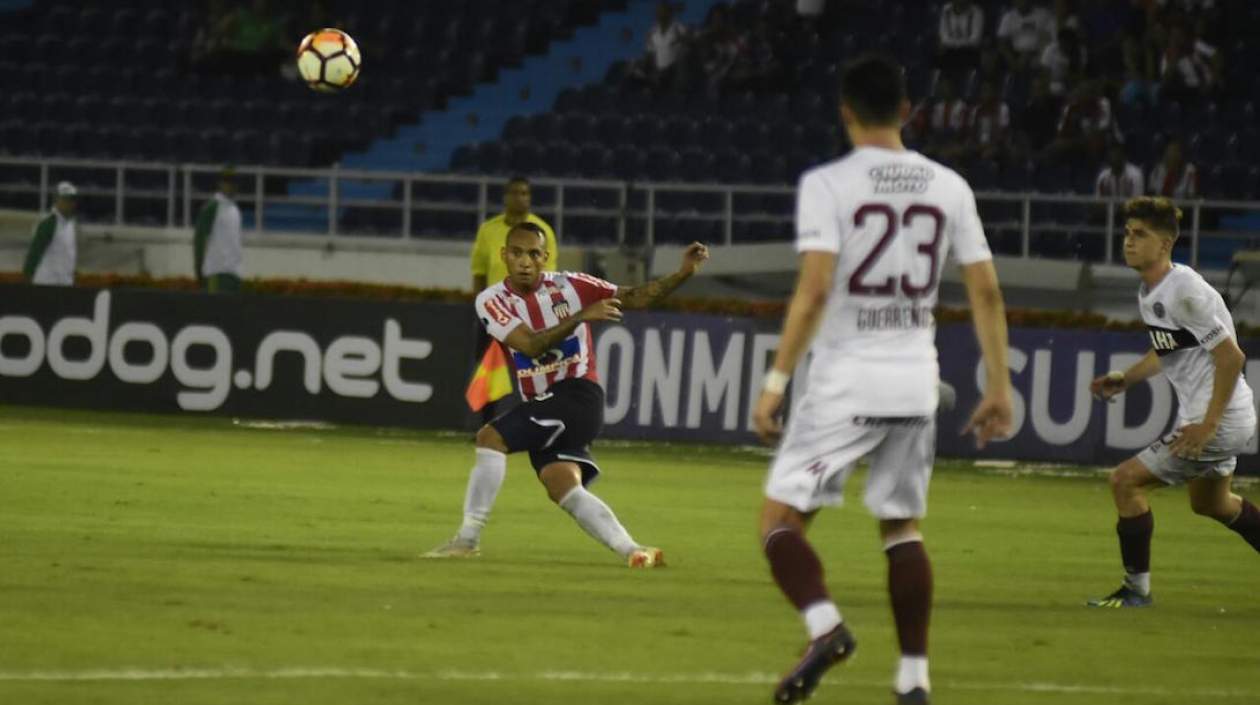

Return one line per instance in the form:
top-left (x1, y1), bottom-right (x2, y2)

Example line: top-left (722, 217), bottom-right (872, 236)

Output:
top-left (839, 54), bottom-right (906, 127)
top-left (1124, 196), bottom-right (1182, 241)
top-left (508, 221), bottom-right (547, 243)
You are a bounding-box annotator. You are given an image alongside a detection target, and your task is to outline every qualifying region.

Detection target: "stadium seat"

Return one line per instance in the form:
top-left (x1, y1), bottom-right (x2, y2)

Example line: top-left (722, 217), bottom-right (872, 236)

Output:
top-left (578, 142), bottom-right (613, 178)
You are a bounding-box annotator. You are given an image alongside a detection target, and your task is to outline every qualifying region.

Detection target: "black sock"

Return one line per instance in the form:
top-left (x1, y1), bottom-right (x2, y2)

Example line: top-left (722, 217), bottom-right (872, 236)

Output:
top-left (1117, 510), bottom-right (1154, 576)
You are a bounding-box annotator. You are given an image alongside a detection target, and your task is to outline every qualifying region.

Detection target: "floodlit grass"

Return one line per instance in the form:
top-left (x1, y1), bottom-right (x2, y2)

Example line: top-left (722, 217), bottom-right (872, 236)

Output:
top-left (0, 406), bottom-right (1257, 705)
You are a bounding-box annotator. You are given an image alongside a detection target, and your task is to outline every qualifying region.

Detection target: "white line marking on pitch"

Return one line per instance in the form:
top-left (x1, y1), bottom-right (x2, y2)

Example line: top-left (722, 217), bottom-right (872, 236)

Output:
top-left (0, 667), bottom-right (1255, 698)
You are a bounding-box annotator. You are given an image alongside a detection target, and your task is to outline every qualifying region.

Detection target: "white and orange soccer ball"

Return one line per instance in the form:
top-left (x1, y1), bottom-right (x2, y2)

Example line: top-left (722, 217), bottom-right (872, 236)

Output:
top-left (296, 28), bottom-right (361, 93)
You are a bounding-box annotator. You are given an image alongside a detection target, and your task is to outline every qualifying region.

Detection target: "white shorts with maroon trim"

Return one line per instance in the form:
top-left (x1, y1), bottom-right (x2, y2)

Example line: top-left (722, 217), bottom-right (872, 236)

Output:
top-left (765, 407), bottom-right (936, 519)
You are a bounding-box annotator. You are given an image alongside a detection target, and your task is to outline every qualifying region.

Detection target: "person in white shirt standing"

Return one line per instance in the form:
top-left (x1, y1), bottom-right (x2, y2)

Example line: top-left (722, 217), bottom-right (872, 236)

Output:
top-left (996, 0), bottom-right (1054, 71)
top-left (1087, 197), bottom-right (1260, 608)
top-left (1095, 143), bottom-right (1145, 199)
top-left (23, 181), bottom-right (78, 286)
top-left (937, 0), bottom-right (984, 75)
top-left (193, 167), bottom-right (244, 293)
top-left (631, 1), bottom-right (689, 90)
top-left (751, 55), bottom-right (1012, 705)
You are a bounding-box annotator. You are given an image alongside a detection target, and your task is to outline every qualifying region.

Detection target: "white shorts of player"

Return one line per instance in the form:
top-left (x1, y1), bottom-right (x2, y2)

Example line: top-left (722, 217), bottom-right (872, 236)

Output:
top-left (1137, 412), bottom-right (1257, 485)
top-left (765, 408), bottom-right (936, 519)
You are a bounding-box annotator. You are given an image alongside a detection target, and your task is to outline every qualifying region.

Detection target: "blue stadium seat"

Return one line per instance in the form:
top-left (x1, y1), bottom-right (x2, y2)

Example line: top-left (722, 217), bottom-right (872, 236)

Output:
top-left (476, 142), bottom-right (506, 174)
top-left (560, 113), bottom-right (596, 144)
top-left (540, 141), bottom-right (579, 177)
top-left (578, 142), bottom-right (613, 178)
top-left (502, 115), bottom-right (529, 141)
top-left (507, 140), bottom-right (543, 174)
top-left (1189, 131), bottom-right (1226, 165)
top-left (678, 148), bottom-right (714, 183)
top-left (610, 145), bottom-right (646, 180)
top-left (643, 146), bottom-right (680, 182)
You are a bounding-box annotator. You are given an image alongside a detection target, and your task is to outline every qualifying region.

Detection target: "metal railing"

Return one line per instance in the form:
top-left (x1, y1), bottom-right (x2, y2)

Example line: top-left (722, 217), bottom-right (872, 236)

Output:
top-left (2, 155), bottom-right (1260, 266)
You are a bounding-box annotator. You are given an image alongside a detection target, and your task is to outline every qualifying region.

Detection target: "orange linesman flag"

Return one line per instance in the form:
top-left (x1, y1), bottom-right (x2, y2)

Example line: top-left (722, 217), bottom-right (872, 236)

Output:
top-left (465, 343), bottom-right (513, 412)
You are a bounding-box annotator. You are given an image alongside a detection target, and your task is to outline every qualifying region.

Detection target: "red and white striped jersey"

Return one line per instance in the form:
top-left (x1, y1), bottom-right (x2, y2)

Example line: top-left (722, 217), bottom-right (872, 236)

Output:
top-left (475, 271), bottom-right (618, 400)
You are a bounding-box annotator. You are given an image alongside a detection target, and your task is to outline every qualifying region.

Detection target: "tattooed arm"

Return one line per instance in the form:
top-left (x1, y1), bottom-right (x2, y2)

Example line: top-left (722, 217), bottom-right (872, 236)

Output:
top-left (618, 242), bottom-right (710, 309)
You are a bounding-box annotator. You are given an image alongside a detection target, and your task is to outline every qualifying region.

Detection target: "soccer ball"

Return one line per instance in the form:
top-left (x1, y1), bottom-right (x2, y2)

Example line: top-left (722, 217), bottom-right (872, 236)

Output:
top-left (296, 28), bottom-right (361, 93)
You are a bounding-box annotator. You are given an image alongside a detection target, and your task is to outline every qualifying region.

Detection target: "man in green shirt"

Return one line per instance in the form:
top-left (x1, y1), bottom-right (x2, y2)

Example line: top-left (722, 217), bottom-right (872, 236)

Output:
top-left (193, 168), bottom-right (244, 293)
top-left (23, 181), bottom-right (78, 286)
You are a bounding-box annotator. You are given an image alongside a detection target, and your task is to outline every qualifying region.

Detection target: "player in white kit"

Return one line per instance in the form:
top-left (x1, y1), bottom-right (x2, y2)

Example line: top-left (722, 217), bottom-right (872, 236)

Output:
top-left (1088, 197), bottom-right (1260, 608)
top-left (751, 55), bottom-right (1013, 705)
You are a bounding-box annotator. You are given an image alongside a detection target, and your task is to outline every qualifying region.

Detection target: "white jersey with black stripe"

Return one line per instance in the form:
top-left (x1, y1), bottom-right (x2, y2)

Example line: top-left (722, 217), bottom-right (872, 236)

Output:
top-left (1137, 263), bottom-right (1255, 425)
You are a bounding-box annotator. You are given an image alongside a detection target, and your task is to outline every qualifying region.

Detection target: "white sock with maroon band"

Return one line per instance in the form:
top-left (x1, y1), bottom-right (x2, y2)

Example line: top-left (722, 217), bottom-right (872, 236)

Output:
top-left (558, 486), bottom-right (639, 556)
top-left (455, 448), bottom-right (506, 544)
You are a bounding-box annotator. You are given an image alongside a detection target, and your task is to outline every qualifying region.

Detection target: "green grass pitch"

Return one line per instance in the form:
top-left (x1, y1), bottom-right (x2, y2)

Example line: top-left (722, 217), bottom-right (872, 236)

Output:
top-left (0, 406), bottom-right (1257, 705)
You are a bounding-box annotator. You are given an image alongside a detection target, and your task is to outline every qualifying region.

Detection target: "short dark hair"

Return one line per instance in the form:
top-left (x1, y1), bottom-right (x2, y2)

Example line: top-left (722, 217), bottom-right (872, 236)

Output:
top-left (1124, 196), bottom-right (1182, 241)
top-left (840, 54), bottom-right (906, 126)
top-left (506, 175), bottom-right (530, 188)
top-left (507, 221), bottom-right (546, 243)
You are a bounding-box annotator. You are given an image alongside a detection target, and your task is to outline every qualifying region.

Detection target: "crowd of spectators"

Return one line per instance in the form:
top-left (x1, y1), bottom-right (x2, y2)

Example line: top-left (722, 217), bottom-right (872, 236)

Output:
top-left (919, 0), bottom-right (1226, 199)
top-left (618, 0), bottom-right (1236, 199)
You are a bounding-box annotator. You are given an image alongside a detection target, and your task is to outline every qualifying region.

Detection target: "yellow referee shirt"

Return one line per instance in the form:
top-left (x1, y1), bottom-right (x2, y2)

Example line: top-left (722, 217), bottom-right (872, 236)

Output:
top-left (470, 213), bottom-right (558, 285)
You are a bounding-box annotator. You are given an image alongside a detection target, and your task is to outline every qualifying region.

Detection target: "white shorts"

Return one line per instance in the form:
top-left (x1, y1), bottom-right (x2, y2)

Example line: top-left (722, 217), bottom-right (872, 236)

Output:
top-left (765, 409), bottom-right (936, 519)
top-left (1137, 416), bottom-right (1256, 486)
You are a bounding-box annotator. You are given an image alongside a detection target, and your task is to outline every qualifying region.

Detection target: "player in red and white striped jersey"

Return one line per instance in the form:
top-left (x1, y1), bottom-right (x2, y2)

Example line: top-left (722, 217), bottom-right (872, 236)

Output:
top-left (425, 222), bottom-right (709, 567)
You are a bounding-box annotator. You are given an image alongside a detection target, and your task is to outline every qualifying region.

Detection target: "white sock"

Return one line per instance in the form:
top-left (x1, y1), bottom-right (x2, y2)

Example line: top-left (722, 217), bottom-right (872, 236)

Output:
top-left (455, 448), bottom-right (506, 543)
top-left (1125, 571), bottom-right (1151, 595)
top-left (802, 601), bottom-right (842, 640)
top-left (894, 655), bottom-right (930, 694)
top-left (558, 486), bottom-right (639, 556)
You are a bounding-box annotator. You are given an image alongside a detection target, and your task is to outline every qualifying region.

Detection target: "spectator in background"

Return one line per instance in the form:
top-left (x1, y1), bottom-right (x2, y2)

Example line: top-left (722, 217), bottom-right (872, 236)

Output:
top-left (696, 4), bottom-right (743, 96)
top-left (1015, 73), bottom-right (1061, 157)
top-left (938, 0), bottom-right (985, 76)
top-left (1159, 23), bottom-right (1217, 102)
top-left (192, 0), bottom-right (288, 76)
top-left (194, 168), bottom-right (244, 293)
top-left (23, 181), bottom-right (77, 286)
top-left (1148, 138), bottom-right (1198, 198)
top-left (629, 2), bottom-right (690, 91)
top-left (975, 45), bottom-right (1008, 88)
top-left (965, 80), bottom-right (1013, 161)
top-left (1118, 34), bottom-right (1156, 107)
top-left (906, 76), bottom-right (969, 160)
top-left (1052, 0), bottom-right (1081, 36)
top-left (1048, 79), bottom-right (1117, 164)
top-left (469, 177), bottom-right (558, 423)
top-left (997, 0), bottom-right (1054, 73)
top-left (1040, 27), bottom-right (1087, 96)
top-left (796, 0), bottom-right (825, 17)
top-left (1096, 143), bottom-right (1145, 198)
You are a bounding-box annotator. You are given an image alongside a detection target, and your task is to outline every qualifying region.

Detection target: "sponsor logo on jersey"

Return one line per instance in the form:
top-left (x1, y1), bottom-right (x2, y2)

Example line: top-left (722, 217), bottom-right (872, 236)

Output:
top-left (869, 164), bottom-right (934, 194)
top-left (512, 336), bottom-right (583, 378)
top-left (1147, 325), bottom-right (1199, 355)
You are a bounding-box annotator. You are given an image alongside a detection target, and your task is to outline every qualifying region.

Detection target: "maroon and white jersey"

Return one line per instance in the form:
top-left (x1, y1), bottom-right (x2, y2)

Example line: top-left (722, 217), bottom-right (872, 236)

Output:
top-left (476, 272), bottom-right (618, 400)
top-left (795, 146), bottom-right (992, 415)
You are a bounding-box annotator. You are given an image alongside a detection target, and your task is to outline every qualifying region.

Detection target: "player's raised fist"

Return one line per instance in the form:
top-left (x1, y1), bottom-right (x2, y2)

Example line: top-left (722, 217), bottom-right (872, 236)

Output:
top-left (580, 298), bottom-right (623, 322)
top-left (680, 242), bottom-right (710, 275)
